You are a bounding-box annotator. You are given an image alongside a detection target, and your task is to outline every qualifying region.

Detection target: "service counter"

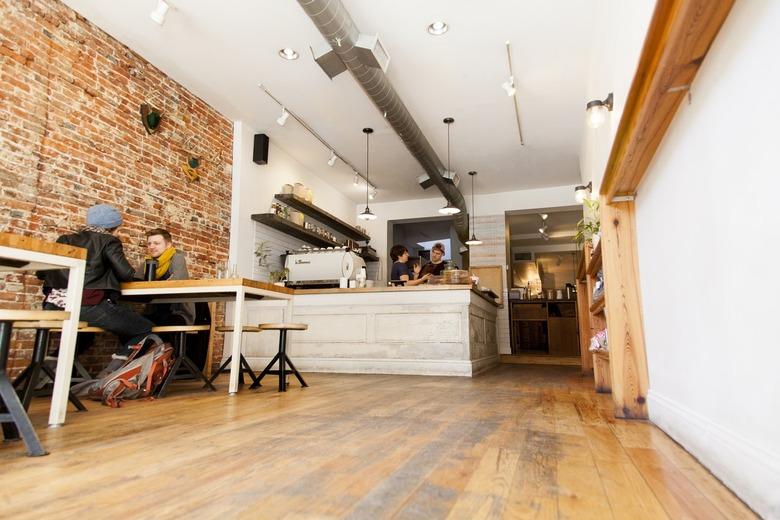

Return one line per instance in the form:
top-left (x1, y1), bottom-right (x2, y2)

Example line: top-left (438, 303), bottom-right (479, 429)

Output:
top-left (234, 285), bottom-right (500, 377)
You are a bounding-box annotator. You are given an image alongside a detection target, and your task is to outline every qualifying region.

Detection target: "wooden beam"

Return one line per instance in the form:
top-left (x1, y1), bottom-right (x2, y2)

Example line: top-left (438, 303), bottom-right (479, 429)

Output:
top-left (600, 196), bottom-right (648, 418)
top-left (600, 0), bottom-right (735, 201)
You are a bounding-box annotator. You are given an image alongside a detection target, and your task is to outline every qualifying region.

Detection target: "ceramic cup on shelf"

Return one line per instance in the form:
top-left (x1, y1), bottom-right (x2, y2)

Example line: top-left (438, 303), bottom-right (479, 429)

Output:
top-left (282, 183), bottom-right (293, 194)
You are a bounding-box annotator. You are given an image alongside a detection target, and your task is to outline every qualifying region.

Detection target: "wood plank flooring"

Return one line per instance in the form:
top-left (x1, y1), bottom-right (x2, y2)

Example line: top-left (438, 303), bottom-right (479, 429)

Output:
top-left (0, 365), bottom-right (756, 519)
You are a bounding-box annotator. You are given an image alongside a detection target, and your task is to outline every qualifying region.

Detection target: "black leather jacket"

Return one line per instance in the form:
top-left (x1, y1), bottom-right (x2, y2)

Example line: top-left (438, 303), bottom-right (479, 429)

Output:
top-left (40, 230), bottom-right (136, 292)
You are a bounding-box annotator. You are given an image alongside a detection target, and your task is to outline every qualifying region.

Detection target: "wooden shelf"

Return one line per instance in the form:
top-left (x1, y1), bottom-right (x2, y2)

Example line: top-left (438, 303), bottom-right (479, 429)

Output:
top-left (586, 241), bottom-right (602, 277)
top-left (360, 247), bottom-right (379, 262)
top-left (590, 294), bottom-right (605, 315)
top-left (576, 251), bottom-right (586, 282)
top-left (275, 194), bottom-right (370, 242)
top-left (251, 213), bottom-right (341, 248)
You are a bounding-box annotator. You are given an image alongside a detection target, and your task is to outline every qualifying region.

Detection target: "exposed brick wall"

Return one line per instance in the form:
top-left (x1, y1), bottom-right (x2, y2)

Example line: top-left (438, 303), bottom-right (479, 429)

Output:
top-left (1, 0), bottom-right (233, 374)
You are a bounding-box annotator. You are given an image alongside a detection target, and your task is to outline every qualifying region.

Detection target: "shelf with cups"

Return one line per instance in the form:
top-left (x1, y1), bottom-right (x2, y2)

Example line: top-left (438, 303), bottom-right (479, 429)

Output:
top-left (274, 194), bottom-right (370, 242)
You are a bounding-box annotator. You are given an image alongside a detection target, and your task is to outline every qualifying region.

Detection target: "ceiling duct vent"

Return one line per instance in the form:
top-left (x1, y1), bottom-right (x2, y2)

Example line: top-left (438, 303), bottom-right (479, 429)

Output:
top-left (417, 171), bottom-right (460, 190)
top-left (312, 34), bottom-right (390, 79)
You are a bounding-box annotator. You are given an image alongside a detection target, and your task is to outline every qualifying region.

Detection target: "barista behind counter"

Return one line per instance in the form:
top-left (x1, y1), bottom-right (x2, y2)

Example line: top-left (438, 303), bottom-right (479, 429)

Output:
top-left (419, 242), bottom-right (449, 277)
top-left (390, 244), bottom-right (430, 286)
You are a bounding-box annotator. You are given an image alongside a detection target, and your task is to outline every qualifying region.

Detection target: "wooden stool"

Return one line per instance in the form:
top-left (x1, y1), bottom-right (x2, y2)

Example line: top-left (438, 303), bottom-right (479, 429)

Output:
top-left (12, 321), bottom-right (89, 415)
top-left (0, 309), bottom-right (69, 457)
top-left (151, 324), bottom-right (215, 397)
top-left (249, 323), bottom-right (308, 392)
top-left (207, 325), bottom-right (261, 387)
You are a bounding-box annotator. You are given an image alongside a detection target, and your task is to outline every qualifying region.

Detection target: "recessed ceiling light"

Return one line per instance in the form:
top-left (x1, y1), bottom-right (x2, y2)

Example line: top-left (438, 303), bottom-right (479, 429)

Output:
top-left (427, 21), bottom-right (448, 36)
top-left (278, 48), bottom-right (299, 60)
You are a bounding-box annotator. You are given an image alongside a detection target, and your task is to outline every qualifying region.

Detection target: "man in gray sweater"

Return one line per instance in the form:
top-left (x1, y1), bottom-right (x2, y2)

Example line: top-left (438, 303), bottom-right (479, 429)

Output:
top-left (139, 228), bottom-right (196, 326)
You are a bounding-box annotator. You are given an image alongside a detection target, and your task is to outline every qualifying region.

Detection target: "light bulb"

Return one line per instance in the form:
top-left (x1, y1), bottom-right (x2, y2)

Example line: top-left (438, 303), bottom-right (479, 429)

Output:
top-left (465, 235), bottom-right (483, 246)
top-left (574, 185), bottom-right (591, 203)
top-left (427, 21), bottom-right (449, 36)
top-left (586, 104), bottom-right (607, 129)
top-left (327, 151), bottom-right (337, 167)
top-left (278, 48), bottom-right (299, 60)
top-left (358, 207), bottom-right (377, 221)
top-left (438, 202), bottom-right (461, 215)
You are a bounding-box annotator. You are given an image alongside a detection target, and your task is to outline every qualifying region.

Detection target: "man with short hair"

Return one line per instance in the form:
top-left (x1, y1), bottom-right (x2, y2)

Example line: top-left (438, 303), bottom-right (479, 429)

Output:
top-left (419, 242), bottom-right (448, 278)
top-left (139, 228), bottom-right (195, 326)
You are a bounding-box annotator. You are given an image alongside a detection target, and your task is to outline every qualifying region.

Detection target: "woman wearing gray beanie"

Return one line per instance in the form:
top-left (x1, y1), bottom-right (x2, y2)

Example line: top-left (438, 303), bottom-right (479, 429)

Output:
top-left (40, 204), bottom-right (153, 375)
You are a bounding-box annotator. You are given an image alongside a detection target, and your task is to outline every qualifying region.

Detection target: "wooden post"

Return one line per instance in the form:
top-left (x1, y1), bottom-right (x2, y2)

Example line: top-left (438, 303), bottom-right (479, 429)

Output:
top-left (600, 196), bottom-right (648, 419)
top-left (575, 245), bottom-right (593, 373)
top-left (204, 302), bottom-right (217, 378)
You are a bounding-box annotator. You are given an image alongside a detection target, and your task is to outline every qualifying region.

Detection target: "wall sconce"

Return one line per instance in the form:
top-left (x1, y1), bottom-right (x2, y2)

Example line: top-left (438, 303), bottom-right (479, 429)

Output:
top-left (574, 181), bottom-right (592, 203)
top-left (586, 92), bottom-right (613, 129)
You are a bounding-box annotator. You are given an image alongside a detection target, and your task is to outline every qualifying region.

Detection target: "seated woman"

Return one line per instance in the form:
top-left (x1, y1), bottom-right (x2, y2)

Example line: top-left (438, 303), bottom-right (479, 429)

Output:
top-left (389, 245), bottom-right (430, 286)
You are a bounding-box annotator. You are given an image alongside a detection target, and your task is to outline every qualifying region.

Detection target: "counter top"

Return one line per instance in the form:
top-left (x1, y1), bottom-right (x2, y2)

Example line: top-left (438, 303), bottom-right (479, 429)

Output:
top-left (295, 284), bottom-right (500, 306)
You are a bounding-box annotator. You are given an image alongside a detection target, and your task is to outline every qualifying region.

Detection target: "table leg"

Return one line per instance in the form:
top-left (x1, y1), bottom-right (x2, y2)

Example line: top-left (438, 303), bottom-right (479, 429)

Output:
top-left (49, 259), bottom-right (85, 427)
top-left (228, 288), bottom-right (245, 394)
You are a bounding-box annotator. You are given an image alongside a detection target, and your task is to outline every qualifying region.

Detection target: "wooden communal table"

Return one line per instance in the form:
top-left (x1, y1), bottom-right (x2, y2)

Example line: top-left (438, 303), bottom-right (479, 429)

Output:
top-left (0, 233), bottom-right (87, 427)
top-left (120, 279), bottom-right (294, 394)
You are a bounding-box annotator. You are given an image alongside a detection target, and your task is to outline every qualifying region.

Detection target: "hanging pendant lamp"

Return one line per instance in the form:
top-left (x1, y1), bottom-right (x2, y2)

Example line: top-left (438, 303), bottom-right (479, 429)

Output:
top-left (465, 170), bottom-right (483, 245)
top-left (438, 117), bottom-right (461, 215)
top-left (358, 128), bottom-right (377, 221)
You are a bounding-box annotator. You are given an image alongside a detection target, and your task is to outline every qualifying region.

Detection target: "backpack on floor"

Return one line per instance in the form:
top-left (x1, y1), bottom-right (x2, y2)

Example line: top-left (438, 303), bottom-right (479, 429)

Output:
top-left (72, 335), bottom-right (174, 408)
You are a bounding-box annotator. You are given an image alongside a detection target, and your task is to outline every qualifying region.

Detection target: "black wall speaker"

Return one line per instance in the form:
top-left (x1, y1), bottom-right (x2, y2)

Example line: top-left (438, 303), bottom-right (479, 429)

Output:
top-left (253, 133), bottom-right (269, 165)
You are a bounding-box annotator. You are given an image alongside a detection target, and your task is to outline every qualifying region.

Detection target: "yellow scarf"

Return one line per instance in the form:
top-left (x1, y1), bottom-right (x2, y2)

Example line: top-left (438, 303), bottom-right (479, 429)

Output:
top-left (147, 246), bottom-right (176, 280)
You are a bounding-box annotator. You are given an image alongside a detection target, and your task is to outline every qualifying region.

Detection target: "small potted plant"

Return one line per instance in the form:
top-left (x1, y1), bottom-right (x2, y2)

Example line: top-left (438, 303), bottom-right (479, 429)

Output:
top-left (269, 268), bottom-right (289, 287)
top-left (574, 198), bottom-right (601, 248)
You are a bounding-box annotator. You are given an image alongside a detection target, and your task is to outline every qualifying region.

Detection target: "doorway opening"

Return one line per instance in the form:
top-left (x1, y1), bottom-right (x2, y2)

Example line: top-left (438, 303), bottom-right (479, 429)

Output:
top-left (504, 206), bottom-right (583, 365)
top-left (387, 216), bottom-right (464, 281)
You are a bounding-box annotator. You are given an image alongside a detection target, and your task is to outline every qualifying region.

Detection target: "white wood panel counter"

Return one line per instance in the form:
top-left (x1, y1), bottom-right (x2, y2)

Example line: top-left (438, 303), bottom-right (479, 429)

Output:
top-left (236, 286), bottom-right (499, 377)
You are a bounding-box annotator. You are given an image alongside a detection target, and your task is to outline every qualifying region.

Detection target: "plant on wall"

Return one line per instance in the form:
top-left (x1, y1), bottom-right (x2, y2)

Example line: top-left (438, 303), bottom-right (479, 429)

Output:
top-left (574, 198), bottom-right (600, 247)
top-left (254, 241), bottom-right (271, 271)
top-left (269, 267), bottom-right (289, 285)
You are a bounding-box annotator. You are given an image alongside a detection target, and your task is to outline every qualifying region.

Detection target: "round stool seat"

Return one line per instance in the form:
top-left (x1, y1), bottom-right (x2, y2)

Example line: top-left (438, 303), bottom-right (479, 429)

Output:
top-left (257, 323), bottom-right (308, 331)
top-left (215, 325), bottom-right (261, 333)
top-left (151, 324), bottom-right (211, 333)
top-left (13, 320), bottom-right (87, 329)
top-left (0, 310), bottom-right (70, 322)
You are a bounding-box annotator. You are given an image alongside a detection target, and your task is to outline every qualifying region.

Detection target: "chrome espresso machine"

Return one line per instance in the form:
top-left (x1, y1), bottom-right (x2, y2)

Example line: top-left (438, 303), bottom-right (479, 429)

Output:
top-left (284, 246), bottom-right (366, 288)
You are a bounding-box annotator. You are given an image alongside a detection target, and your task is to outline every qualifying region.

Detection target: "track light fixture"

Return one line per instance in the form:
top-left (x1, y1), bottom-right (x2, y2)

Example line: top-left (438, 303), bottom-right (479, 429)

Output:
top-left (502, 76), bottom-right (516, 97)
top-left (276, 108), bottom-right (290, 126)
top-left (438, 117), bottom-right (461, 216)
top-left (586, 93), bottom-right (613, 129)
top-left (327, 150), bottom-right (337, 167)
top-left (574, 181), bottom-right (593, 203)
top-left (358, 128), bottom-right (377, 221)
top-left (150, 0), bottom-right (170, 25)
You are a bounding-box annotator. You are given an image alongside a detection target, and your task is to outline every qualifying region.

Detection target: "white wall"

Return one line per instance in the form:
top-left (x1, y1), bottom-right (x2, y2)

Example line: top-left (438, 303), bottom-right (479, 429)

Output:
top-left (633, 2), bottom-right (780, 517)
top-left (579, 0), bottom-right (656, 191)
top-left (229, 121), bottom-right (357, 279)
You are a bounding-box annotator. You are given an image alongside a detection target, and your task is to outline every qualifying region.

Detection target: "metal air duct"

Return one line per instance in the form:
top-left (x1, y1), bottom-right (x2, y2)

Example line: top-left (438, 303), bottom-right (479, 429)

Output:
top-left (296, 0), bottom-right (470, 245)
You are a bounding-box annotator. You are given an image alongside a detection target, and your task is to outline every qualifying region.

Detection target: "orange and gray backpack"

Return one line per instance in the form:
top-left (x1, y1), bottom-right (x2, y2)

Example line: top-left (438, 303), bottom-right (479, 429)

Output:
top-left (73, 335), bottom-right (174, 408)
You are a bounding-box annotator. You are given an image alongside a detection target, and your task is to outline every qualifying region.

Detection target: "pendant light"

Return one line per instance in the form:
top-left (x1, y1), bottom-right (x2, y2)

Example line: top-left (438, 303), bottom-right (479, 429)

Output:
top-left (438, 117), bottom-right (461, 215)
top-left (358, 128), bottom-right (377, 221)
top-left (465, 171), bottom-right (483, 246)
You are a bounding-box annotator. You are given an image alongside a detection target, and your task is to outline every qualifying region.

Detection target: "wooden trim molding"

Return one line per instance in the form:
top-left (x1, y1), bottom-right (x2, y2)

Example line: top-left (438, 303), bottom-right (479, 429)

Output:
top-left (600, 0), bottom-right (735, 201)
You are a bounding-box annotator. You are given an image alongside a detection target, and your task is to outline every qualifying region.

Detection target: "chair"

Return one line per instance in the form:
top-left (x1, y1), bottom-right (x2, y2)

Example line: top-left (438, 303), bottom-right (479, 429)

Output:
top-left (11, 320), bottom-right (89, 414)
top-left (41, 325), bottom-right (106, 385)
top-left (249, 323), bottom-right (308, 392)
top-left (207, 325), bottom-right (261, 387)
top-left (0, 309), bottom-right (70, 457)
top-left (151, 324), bottom-right (215, 397)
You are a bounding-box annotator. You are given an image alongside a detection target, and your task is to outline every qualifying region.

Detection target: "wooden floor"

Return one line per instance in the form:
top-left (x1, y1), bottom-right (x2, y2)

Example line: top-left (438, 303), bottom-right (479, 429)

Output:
top-left (0, 365), bottom-right (755, 519)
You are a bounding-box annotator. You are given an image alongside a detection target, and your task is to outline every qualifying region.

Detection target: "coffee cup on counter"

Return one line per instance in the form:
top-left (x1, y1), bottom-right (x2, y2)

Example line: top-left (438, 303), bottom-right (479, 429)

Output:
top-left (349, 280), bottom-right (357, 289)
top-left (144, 259), bottom-right (158, 281)
top-left (339, 277), bottom-right (348, 289)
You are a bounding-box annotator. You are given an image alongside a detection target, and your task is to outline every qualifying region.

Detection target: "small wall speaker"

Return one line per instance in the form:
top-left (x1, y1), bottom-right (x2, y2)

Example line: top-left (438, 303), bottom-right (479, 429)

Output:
top-left (253, 133), bottom-right (269, 165)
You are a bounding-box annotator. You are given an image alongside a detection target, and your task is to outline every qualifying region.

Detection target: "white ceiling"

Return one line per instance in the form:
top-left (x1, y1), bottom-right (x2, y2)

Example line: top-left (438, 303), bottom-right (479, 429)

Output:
top-left (62, 0), bottom-right (595, 202)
